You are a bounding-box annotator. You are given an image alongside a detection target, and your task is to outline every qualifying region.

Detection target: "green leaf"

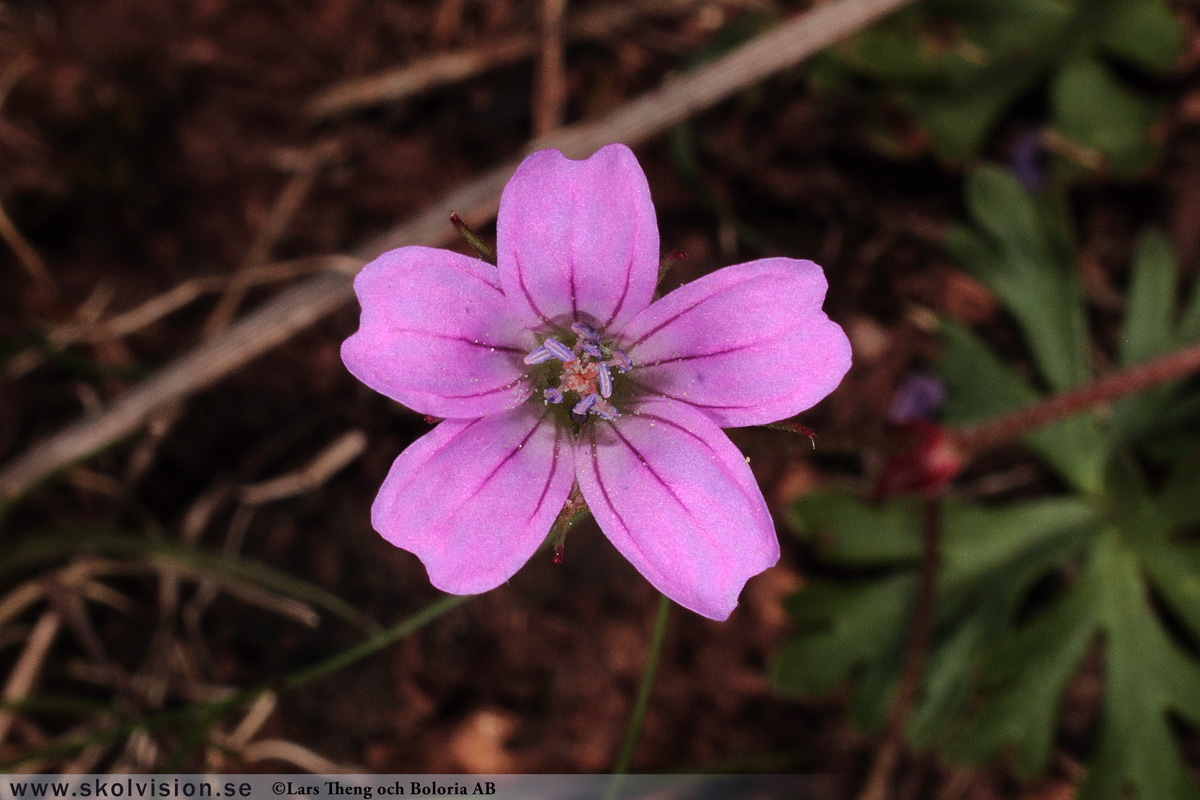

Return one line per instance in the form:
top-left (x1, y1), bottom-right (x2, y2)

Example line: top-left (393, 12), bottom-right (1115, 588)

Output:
top-left (940, 498), bottom-right (1099, 584)
top-left (772, 576), bottom-right (913, 698)
top-left (788, 490), bottom-right (922, 565)
top-left (816, 0), bottom-right (1177, 168)
top-left (1052, 57), bottom-right (1162, 177)
top-left (1118, 229), bottom-right (1177, 367)
top-left (1157, 454), bottom-right (1200, 528)
top-left (948, 565), bottom-right (1098, 774)
top-left (777, 491), bottom-right (1097, 747)
top-left (1177, 252), bottom-right (1200, 345)
top-left (939, 319), bottom-right (1105, 493)
top-left (1110, 230), bottom-right (1179, 443)
top-left (1077, 535), bottom-right (1200, 800)
top-left (1143, 542), bottom-right (1200, 645)
top-left (958, 167), bottom-right (1092, 391)
top-left (1093, 0), bottom-right (1184, 73)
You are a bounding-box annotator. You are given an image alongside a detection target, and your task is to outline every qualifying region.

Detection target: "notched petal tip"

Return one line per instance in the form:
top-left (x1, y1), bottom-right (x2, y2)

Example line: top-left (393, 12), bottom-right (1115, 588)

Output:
top-left (342, 246), bottom-right (536, 418)
top-left (619, 257), bottom-right (852, 428)
top-left (574, 397), bottom-right (778, 620)
top-left (497, 144), bottom-right (661, 333)
top-left (371, 406), bottom-right (575, 595)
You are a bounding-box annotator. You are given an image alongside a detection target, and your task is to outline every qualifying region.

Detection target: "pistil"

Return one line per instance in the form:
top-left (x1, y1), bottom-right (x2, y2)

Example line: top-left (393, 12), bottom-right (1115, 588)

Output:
top-left (525, 324), bottom-right (633, 422)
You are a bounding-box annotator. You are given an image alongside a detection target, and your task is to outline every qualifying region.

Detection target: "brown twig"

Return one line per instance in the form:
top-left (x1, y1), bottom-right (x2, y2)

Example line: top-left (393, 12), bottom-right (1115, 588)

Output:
top-left (533, 0), bottom-right (569, 137)
top-left (306, 36), bottom-right (539, 120)
top-left (5, 255), bottom-right (358, 380)
top-left (203, 141), bottom-right (341, 338)
top-left (0, 0), bottom-right (918, 504)
top-left (857, 496), bottom-right (942, 800)
top-left (305, 0), bottom-right (775, 120)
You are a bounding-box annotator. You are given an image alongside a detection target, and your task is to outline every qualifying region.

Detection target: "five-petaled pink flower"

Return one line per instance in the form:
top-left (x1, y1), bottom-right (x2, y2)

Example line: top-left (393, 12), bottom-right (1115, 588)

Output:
top-left (342, 143), bottom-right (851, 620)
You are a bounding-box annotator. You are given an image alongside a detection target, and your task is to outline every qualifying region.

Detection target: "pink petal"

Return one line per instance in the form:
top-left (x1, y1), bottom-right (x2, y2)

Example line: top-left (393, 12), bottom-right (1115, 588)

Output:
top-left (618, 258), bottom-right (851, 428)
top-left (574, 397), bottom-right (778, 620)
top-left (497, 144), bottom-right (659, 332)
top-left (372, 405), bottom-right (575, 595)
top-left (342, 246), bottom-right (536, 418)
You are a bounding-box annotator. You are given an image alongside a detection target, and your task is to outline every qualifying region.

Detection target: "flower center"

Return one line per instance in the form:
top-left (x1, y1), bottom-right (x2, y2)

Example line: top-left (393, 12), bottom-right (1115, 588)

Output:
top-left (523, 321), bottom-right (633, 422)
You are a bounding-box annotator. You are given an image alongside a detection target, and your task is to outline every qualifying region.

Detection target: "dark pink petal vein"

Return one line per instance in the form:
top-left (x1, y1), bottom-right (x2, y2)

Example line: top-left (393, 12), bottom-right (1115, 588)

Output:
top-left (574, 397), bottom-right (779, 620)
top-left (619, 258), bottom-right (852, 428)
top-left (342, 246), bottom-right (536, 419)
top-left (497, 144), bottom-right (660, 332)
top-left (372, 405), bottom-right (575, 595)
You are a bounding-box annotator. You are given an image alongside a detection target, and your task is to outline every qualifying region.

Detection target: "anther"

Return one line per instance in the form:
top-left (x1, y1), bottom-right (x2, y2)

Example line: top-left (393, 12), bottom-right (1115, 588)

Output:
top-left (592, 398), bottom-right (619, 420)
top-left (544, 387), bottom-right (564, 404)
top-left (542, 337), bottom-right (575, 362)
top-left (580, 341), bottom-right (603, 359)
top-left (610, 349), bottom-right (632, 373)
top-left (523, 346), bottom-right (553, 365)
top-left (571, 322), bottom-right (601, 342)
top-left (573, 394), bottom-right (598, 416)
top-left (597, 362), bottom-right (613, 398)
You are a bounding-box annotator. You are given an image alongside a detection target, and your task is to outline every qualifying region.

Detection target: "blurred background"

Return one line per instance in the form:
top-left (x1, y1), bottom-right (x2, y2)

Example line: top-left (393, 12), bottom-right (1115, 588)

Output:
top-left (1, 1), bottom-right (1199, 797)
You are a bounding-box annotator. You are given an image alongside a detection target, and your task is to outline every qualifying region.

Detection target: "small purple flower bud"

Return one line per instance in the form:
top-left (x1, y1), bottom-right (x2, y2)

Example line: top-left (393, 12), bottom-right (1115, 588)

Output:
top-left (609, 349), bottom-right (632, 373)
top-left (543, 337), bottom-right (575, 362)
top-left (1011, 130), bottom-right (1045, 193)
top-left (580, 341), bottom-right (603, 359)
top-left (572, 393), bottom-right (598, 416)
top-left (523, 346), bottom-right (553, 365)
top-left (887, 372), bottom-right (946, 424)
top-left (597, 362), bottom-right (613, 398)
top-left (571, 321), bottom-right (601, 342)
top-left (544, 386), bottom-right (564, 404)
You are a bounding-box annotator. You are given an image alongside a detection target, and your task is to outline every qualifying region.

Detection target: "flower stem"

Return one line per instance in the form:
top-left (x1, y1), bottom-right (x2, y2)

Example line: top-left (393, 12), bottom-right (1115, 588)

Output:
top-left (856, 496), bottom-right (941, 800)
top-left (606, 593), bottom-right (672, 800)
top-left (953, 339), bottom-right (1200, 454)
top-left (775, 340), bottom-right (1200, 460)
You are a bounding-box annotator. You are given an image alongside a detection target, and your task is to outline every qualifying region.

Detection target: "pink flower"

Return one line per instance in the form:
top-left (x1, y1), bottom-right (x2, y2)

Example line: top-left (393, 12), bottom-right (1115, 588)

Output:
top-left (342, 144), bottom-right (851, 620)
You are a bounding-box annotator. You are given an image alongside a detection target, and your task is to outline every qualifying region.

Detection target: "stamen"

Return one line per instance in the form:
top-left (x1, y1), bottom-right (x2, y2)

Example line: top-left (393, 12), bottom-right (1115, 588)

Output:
top-left (523, 346), bottom-right (553, 365)
top-left (543, 337), bottom-right (575, 362)
top-left (579, 341), bottom-right (603, 359)
top-left (596, 362), bottom-right (613, 398)
top-left (573, 393), bottom-right (598, 416)
top-left (609, 349), bottom-right (632, 373)
top-left (592, 398), bottom-right (619, 420)
top-left (571, 321), bottom-right (601, 342)
top-left (544, 387), bottom-right (564, 404)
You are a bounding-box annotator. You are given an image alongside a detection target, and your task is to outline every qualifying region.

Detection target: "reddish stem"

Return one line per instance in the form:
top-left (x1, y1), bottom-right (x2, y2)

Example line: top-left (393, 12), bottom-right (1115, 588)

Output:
top-left (857, 496), bottom-right (942, 800)
top-left (953, 339), bottom-right (1200, 454)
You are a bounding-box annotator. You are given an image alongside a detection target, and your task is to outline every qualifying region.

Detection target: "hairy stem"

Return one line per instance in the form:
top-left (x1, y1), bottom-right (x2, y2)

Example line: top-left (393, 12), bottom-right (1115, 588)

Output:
top-left (955, 340), bottom-right (1200, 454)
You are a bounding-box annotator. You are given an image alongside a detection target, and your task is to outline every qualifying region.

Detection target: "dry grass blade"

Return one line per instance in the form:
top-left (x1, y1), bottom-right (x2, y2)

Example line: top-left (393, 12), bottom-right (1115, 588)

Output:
top-left (5, 256), bottom-right (355, 381)
top-left (225, 692), bottom-right (277, 750)
top-left (533, 0), bottom-right (569, 137)
top-left (0, 200), bottom-right (54, 294)
top-left (0, 0), bottom-right (917, 505)
top-left (307, 37), bottom-right (538, 119)
top-left (238, 739), bottom-right (362, 773)
top-left (203, 142), bottom-right (342, 337)
top-left (0, 612), bottom-right (62, 747)
top-left (306, 0), bottom-right (770, 120)
top-left (239, 430), bottom-right (367, 506)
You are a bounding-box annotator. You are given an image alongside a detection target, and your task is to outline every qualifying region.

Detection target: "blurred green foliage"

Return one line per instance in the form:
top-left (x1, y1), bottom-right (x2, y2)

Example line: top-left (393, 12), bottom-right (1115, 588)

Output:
top-left (773, 168), bottom-right (1200, 799)
top-left (811, 0), bottom-right (1182, 175)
